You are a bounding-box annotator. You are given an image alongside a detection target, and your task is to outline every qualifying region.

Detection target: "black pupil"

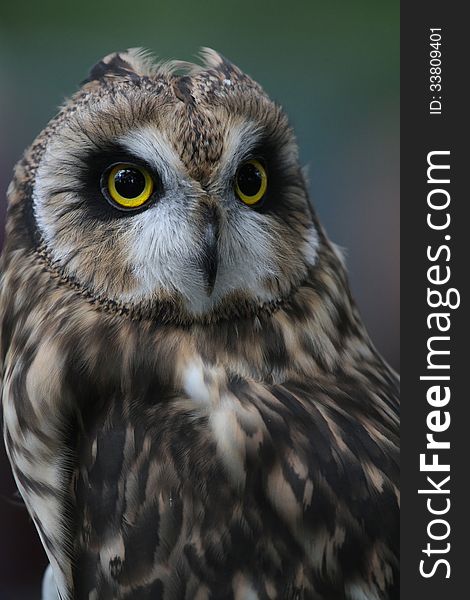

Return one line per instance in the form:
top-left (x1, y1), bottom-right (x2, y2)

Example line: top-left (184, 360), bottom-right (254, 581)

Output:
top-left (237, 162), bottom-right (263, 197)
top-left (114, 168), bottom-right (146, 199)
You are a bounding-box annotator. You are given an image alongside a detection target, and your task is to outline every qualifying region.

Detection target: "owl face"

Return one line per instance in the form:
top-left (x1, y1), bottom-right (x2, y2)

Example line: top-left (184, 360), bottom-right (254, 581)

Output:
top-left (32, 49), bottom-right (319, 321)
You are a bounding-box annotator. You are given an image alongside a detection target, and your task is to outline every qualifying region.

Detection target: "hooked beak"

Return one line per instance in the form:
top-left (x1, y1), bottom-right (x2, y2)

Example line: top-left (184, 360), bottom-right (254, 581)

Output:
top-left (199, 204), bottom-right (219, 296)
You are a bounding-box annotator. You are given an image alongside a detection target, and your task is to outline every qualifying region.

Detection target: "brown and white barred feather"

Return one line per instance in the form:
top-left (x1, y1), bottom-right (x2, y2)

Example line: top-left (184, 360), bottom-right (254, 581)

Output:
top-left (0, 49), bottom-right (399, 600)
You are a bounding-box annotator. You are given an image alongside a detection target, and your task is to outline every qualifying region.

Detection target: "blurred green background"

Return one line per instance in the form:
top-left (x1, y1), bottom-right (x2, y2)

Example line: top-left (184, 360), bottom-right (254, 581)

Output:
top-left (0, 0), bottom-right (399, 597)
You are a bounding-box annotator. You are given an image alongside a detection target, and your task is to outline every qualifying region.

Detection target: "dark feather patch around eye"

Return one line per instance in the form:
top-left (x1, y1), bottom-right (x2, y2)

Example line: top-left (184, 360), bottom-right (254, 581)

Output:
top-left (244, 134), bottom-right (304, 218)
top-left (69, 142), bottom-right (163, 220)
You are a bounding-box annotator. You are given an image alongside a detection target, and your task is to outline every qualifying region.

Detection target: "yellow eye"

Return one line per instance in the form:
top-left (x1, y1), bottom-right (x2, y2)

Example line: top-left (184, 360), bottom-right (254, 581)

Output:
top-left (235, 159), bottom-right (268, 205)
top-left (106, 164), bottom-right (154, 209)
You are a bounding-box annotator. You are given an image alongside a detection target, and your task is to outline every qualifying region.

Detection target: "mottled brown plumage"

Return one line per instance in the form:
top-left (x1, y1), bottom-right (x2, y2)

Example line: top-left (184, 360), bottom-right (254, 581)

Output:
top-left (0, 49), bottom-right (399, 600)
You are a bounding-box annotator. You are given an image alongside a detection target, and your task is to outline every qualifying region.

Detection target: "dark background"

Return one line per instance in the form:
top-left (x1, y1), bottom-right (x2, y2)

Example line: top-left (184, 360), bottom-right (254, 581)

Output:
top-left (0, 1), bottom-right (399, 597)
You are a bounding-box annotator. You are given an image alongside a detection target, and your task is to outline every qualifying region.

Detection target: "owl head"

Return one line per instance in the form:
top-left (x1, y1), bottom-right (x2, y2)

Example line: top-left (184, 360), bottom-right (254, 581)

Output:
top-left (26, 49), bottom-right (325, 323)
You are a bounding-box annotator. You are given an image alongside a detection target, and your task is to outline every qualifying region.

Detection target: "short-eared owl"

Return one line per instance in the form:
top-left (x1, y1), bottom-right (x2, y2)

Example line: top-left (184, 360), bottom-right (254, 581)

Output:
top-left (0, 49), bottom-right (399, 600)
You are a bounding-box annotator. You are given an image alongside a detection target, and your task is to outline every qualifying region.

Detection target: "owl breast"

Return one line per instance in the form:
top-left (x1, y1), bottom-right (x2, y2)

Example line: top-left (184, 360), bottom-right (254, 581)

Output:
top-left (71, 358), bottom-right (304, 599)
top-left (67, 350), bottom-right (398, 600)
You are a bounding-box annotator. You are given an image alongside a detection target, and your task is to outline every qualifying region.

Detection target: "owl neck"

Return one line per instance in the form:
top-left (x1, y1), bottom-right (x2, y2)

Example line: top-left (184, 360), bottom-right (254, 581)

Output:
top-left (185, 243), bottom-right (383, 382)
top-left (5, 219), bottom-right (383, 384)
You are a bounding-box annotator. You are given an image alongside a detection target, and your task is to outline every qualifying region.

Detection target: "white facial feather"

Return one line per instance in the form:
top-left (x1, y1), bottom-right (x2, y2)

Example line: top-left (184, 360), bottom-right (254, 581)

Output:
top-left (118, 125), bottom-right (185, 185)
top-left (303, 226), bottom-right (320, 266)
top-left (119, 124), bottom-right (294, 314)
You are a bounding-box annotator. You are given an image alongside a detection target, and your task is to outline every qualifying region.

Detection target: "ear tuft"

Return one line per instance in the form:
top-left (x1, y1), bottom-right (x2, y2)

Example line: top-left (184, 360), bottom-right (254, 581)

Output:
top-left (199, 47), bottom-right (244, 80)
top-left (83, 48), bottom-right (156, 84)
